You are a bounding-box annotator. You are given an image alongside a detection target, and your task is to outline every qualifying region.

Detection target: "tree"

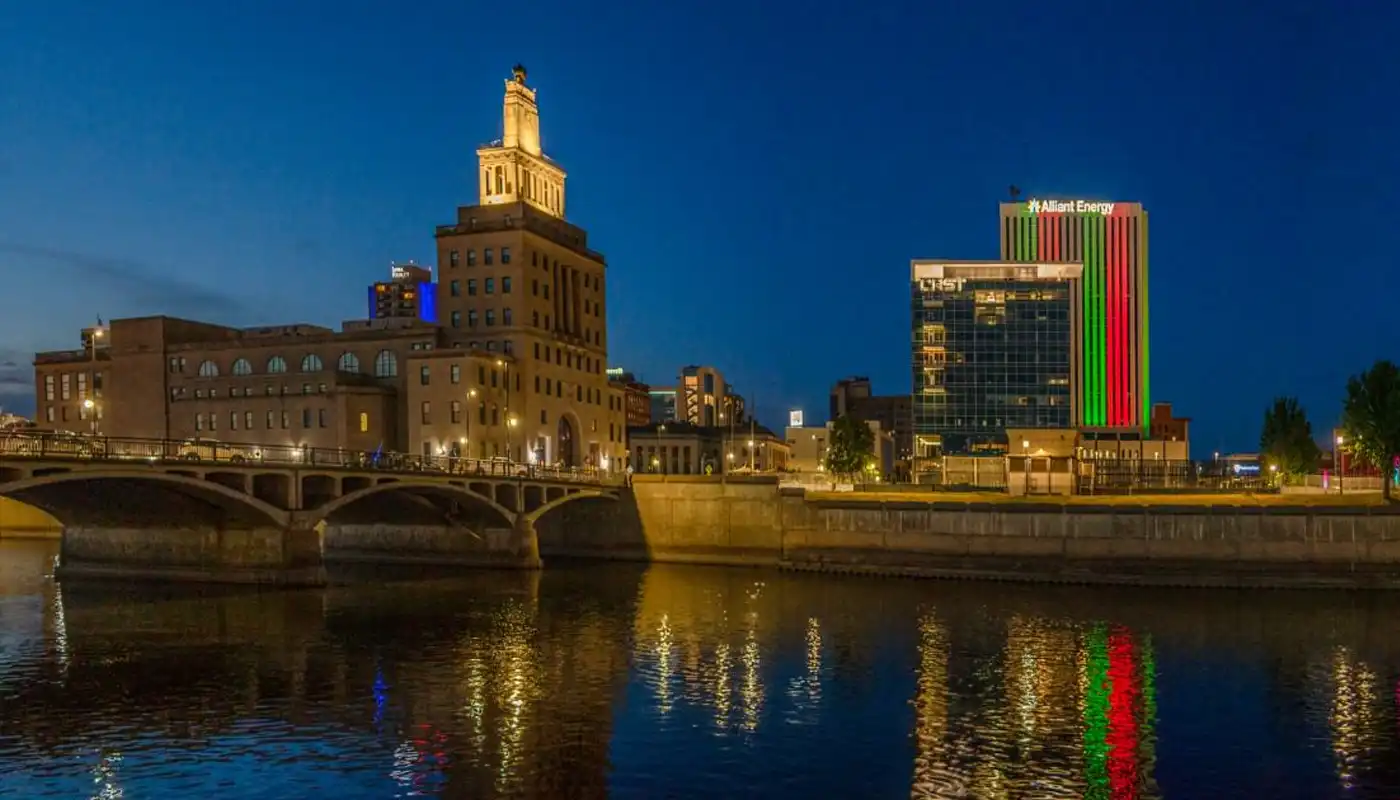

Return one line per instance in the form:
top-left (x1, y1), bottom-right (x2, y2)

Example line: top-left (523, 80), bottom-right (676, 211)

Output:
top-left (824, 414), bottom-right (875, 481)
top-left (1258, 396), bottom-right (1321, 481)
top-left (1340, 359), bottom-right (1400, 501)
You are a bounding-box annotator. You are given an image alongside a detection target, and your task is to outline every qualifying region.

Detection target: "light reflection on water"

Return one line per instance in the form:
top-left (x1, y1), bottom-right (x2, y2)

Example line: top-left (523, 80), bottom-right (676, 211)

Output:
top-left (3, 538), bottom-right (1400, 798)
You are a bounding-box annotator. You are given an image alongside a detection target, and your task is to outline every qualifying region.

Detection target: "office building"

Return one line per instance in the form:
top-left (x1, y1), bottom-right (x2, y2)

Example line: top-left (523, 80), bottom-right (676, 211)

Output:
top-left (910, 260), bottom-right (1082, 458)
top-left (628, 421), bottom-right (789, 475)
top-left (1000, 199), bottom-right (1149, 430)
top-left (369, 262), bottom-right (437, 322)
top-left (829, 376), bottom-right (912, 460)
top-left (433, 65), bottom-right (625, 468)
top-left (648, 365), bottom-right (748, 427)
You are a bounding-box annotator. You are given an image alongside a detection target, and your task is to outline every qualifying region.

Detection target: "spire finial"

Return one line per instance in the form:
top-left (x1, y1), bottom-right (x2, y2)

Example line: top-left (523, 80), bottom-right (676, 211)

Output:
top-left (512, 64), bottom-right (527, 83)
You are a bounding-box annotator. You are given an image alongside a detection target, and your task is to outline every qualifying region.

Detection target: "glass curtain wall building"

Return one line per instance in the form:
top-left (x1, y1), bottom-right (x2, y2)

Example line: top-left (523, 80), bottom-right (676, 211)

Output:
top-left (910, 261), bottom-right (1082, 457)
top-left (1000, 200), bottom-right (1149, 431)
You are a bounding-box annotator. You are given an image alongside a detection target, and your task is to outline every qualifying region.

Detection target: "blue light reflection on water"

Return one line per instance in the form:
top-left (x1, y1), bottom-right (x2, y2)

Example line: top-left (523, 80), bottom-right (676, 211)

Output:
top-left (3, 538), bottom-right (1400, 799)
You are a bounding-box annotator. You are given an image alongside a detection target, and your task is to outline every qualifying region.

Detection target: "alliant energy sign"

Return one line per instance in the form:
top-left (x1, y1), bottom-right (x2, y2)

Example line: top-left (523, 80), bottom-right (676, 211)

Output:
top-left (1026, 199), bottom-right (1115, 215)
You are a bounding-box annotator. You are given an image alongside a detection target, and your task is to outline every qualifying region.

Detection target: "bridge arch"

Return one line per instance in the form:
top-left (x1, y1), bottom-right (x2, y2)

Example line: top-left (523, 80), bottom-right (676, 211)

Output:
top-left (306, 480), bottom-right (517, 528)
top-left (524, 489), bottom-right (618, 525)
top-left (0, 470), bottom-right (290, 529)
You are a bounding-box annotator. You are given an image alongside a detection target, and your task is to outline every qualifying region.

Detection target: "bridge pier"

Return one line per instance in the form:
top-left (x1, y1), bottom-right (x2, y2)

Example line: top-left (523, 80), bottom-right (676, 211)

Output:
top-left (54, 523), bottom-right (327, 587)
top-left (320, 515), bottom-right (541, 570)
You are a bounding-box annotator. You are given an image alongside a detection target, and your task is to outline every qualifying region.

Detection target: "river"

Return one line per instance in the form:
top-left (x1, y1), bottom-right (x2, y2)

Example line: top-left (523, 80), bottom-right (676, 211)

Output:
top-left (2, 538), bottom-right (1400, 798)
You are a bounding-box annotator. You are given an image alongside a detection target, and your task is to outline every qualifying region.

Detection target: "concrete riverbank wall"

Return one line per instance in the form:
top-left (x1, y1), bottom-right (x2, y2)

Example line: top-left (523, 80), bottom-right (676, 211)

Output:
top-left (538, 476), bottom-right (1400, 589)
top-left (0, 497), bottom-right (61, 539)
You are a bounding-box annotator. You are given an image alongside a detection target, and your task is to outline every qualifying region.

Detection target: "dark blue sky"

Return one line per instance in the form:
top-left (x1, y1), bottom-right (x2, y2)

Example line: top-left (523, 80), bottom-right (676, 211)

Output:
top-left (3, 1), bottom-right (1397, 452)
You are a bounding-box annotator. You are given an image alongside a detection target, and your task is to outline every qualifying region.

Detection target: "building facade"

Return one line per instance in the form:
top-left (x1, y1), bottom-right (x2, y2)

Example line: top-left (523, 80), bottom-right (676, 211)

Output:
top-left (648, 365), bottom-right (747, 427)
top-left (432, 65), bottom-right (624, 468)
top-left (606, 369), bottom-right (652, 427)
top-left (910, 260), bottom-right (1082, 459)
top-left (1000, 199), bottom-right (1149, 431)
top-left (33, 315), bottom-right (438, 451)
top-left (628, 421), bottom-right (789, 475)
top-left (369, 262), bottom-right (436, 322)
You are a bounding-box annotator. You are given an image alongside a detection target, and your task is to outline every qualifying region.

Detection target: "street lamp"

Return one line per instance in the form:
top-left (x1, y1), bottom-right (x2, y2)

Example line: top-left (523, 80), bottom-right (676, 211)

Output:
top-left (464, 388), bottom-right (477, 460)
top-left (748, 438), bottom-right (755, 471)
top-left (507, 414), bottom-right (519, 463)
top-left (1022, 439), bottom-right (1031, 495)
top-left (83, 398), bottom-right (97, 436)
top-left (88, 325), bottom-right (103, 436)
top-left (1336, 435), bottom-right (1345, 495)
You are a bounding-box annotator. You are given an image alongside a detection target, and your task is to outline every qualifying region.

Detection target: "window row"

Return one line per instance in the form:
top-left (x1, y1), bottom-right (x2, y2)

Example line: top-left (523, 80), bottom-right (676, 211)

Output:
top-left (448, 308), bottom-right (515, 328)
top-left (42, 372), bottom-right (103, 402)
top-left (193, 407), bottom-right (356, 433)
top-left (448, 277), bottom-right (513, 297)
top-left (179, 350), bottom-right (406, 379)
top-left (41, 404), bottom-right (103, 424)
top-left (446, 247), bottom-right (511, 268)
top-left (417, 363), bottom-right (513, 390)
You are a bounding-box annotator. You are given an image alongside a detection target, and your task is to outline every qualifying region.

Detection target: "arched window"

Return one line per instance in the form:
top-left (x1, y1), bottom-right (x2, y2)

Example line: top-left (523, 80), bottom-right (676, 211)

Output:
top-left (374, 350), bottom-right (398, 378)
top-left (197, 359), bottom-right (219, 378)
top-left (337, 352), bottom-right (361, 373)
top-left (231, 358), bottom-right (252, 376)
top-left (267, 356), bottom-right (288, 374)
top-left (300, 354), bottom-right (323, 373)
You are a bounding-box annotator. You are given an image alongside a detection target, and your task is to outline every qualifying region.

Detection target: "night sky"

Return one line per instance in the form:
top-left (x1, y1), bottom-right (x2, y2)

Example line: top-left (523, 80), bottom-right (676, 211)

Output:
top-left (2, 0), bottom-right (1397, 452)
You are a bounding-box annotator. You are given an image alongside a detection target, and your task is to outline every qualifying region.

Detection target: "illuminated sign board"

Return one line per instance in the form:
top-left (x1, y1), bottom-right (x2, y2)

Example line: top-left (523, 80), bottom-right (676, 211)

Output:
top-left (920, 277), bottom-right (966, 292)
top-left (1026, 199), bottom-right (1115, 216)
top-left (789, 409), bottom-right (804, 427)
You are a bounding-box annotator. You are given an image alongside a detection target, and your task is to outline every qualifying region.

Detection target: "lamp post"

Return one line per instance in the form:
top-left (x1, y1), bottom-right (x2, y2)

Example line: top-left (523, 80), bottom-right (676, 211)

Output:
top-left (464, 388), bottom-right (477, 462)
top-left (88, 324), bottom-right (103, 436)
top-left (507, 414), bottom-right (519, 465)
top-left (748, 438), bottom-right (756, 471)
top-left (1336, 435), bottom-right (1345, 495)
top-left (496, 359), bottom-right (511, 461)
top-left (1022, 439), bottom-right (1031, 496)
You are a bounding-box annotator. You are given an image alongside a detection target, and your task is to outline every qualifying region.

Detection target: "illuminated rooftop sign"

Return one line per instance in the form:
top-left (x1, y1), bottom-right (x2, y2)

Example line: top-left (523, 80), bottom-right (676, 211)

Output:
top-left (1026, 199), bottom-right (1115, 215)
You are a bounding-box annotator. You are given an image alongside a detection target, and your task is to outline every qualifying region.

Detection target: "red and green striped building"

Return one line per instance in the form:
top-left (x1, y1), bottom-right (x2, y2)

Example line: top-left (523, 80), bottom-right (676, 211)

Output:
top-left (1000, 200), bottom-right (1149, 431)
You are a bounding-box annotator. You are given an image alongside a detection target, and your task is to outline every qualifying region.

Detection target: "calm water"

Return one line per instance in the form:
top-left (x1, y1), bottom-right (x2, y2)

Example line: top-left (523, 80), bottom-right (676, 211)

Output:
top-left (4, 540), bottom-right (1400, 798)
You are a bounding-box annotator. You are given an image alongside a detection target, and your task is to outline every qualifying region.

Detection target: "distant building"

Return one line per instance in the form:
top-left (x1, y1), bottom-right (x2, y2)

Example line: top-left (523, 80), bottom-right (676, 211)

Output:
top-left (649, 365), bottom-right (749, 427)
top-left (786, 419), bottom-right (895, 478)
top-left (369, 262), bottom-right (437, 323)
top-left (628, 421), bottom-right (789, 474)
top-left (607, 368), bottom-right (652, 427)
top-left (1149, 402), bottom-right (1190, 453)
top-left (829, 376), bottom-right (911, 461)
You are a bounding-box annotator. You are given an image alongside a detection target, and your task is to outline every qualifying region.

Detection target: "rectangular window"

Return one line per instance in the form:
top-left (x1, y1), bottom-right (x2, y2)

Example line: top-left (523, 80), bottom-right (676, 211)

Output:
top-left (501, 247), bottom-right (511, 264)
top-left (45, 407), bottom-right (54, 423)
top-left (491, 369), bottom-right (499, 389)
top-left (281, 411), bottom-right (290, 429)
top-left (450, 310), bottom-right (461, 328)
top-left (60, 374), bottom-right (71, 400)
top-left (196, 413), bottom-right (205, 431)
top-left (266, 410), bottom-right (275, 429)
top-left (245, 411), bottom-right (254, 429)
top-left (420, 365), bottom-right (430, 386)
top-left (318, 409), bottom-right (327, 428)
top-left (421, 401), bottom-right (431, 424)
top-left (230, 412), bottom-right (239, 430)
top-left (451, 400), bottom-right (462, 423)
top-left (44, 375), bottom-right (54, 401)
top-left (486, 310), bottom-right (496, 326)
top-left (531, 279), bottom-right (538, 296)
top-left (209, 412), bottom-right (217, 431)
top-left (302, 409), bottom-right (312, 428)
top-left (450, 280), bottom-right (460, 297)
top-left (467, 279), bottom-right (477, 295)
top-left (468, 310), bottom-right (478, 327)
top-left (503, 340), bottom-right (513, 355)
top-left (503, 308), bottom-right (513, 325)
top-left (485, 278), bottom-right (495, 294)
top-left (484, 248), bottom-right (494, 266)
top-left (502, 276), bottom-right (512, 294)
top-left (359, 412), bottom-right (369, 432)
top-left (450, 364), bottom-right (460, 384)
top-left (77, 373), bottom-right (87, 399)
top-left (449, 250), bottom-right (460, 268)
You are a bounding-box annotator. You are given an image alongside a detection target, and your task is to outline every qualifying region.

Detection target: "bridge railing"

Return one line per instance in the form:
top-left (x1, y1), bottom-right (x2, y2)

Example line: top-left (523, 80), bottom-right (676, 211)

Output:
top-left (0, 431), bottom-right (620, 485)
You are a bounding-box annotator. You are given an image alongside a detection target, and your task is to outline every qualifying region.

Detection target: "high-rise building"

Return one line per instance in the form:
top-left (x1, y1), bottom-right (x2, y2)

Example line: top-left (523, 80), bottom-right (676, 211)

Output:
top-left (910, 260), bottom-right (1082, 457)
top-left (434, 65), bottom-right (624, 468)
top-left (1000, 199), bottom-right (1149, 430)
top-left (369, 262), bottom-right (436, 322)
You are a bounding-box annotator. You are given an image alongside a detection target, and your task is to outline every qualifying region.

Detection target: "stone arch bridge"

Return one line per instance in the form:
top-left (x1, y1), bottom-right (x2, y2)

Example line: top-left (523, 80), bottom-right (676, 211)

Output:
top-left (0, 449), bottom-right (620, 586)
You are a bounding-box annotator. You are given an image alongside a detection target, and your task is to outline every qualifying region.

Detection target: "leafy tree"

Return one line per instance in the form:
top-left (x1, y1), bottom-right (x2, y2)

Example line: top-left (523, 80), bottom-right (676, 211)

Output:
top-left (824, 414), bottom-right (875, 480)
top-left (1340, 360), bottom-right (1400, 501)
top-left (1258, 396), bottom-right (1321, 480)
